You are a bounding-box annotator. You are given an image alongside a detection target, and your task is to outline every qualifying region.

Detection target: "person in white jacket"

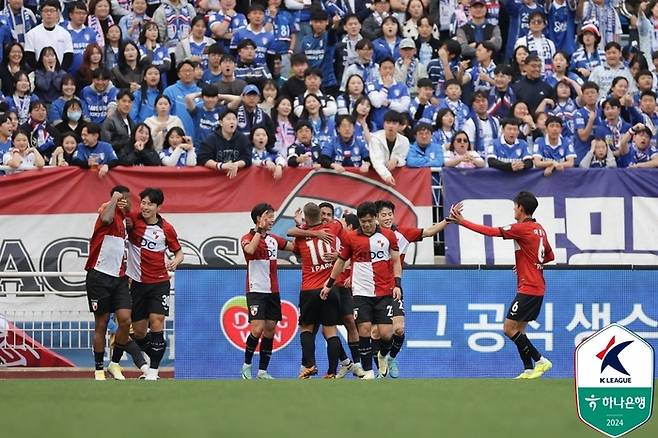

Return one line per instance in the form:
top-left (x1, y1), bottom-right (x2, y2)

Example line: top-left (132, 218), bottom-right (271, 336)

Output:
top-left (368, 110), bottom-right (410, 186)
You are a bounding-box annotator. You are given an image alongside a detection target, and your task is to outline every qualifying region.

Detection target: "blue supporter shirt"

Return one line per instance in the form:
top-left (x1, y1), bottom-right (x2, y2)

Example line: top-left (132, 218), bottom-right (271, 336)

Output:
top-left (406, 141), bottom-right (444, 167)
top-left (549, 98), bottom-right (579, 140)
top-left (309, 117), bottom-right (335, 152)
top-left (619, 143), bottom-right (658, 167)
top-left (367, 80), bottom-right (411, 130)
top-left (504, 0), bottom-right (540, 58)
top-left (532, 136), bottom-right (577, 162)
top-left (159, 147), bottom-right (192, 166)
top-left (265, 8), bottom-right (298, 54)
top-left (130, 87), bottom-right (160, 124)
top-left (301, 31), bottom-right (337, 88)
top-left (408, 98), bottom-right (439, 127)
top-left (546, 2), bottom-right (576, 55)
top-left (80, 86), bottom-right (118, 124)
top-left (372, 37), bottom-right (400, 63)
top-left (321, 135), bottom-right (369, 167)
top-left (190, 100), bottom-right (223, 149)
top-left (230, 26), bottom-right (275, 68)
top-left (487, 137), bottom-right (532, 162)
top-left (594, 119), bottom-right (631, 155)
top-left (207, 11), bottom-right (247, 54)
top-left (438, 99), bottom-right (471, 131)
top-left (62, 22), bottom-right (99, 74)
top-left (573, 107), bottom-right (601, 163)
top-left (72, 141), bottom-right (117, 164)
top-left (163, 80), bottom-right (201, 137)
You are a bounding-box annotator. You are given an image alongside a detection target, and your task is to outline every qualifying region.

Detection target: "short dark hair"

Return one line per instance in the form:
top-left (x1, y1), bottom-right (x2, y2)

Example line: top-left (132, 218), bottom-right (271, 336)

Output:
top-left (545, 115), bottom-right (563, 126)
top-left (207, 43), bottom-right (224, 55)
top-left (605, 42), bottom-right (622, 52)
top-left (177, 60), bottom-right (196, 72)
top-left (237, 38), bottom-right (257, 50)
top-left (69, 1), bottom-right (87, 14)
top-left (581, 81), bottom-right (600, 93)
top-left (310, 8), bottom-right (329, 21)
top-left (471, 90), bottom-right (489, 102)
top-left (444, 78), bottom-right (461, 89)
top-left (417, 78), bottom-right (433, 89)
top-left (84, 123), bottom-right (102, 135)
top-left (528, 11), bottom-right (545, 22)
top-left (383, 110), bottom-right (402, 123)
top-left (40, 0), bottom-right (61, 11)
top-left (318, 202), bottom-right (334, 213)
top-left (414, 122), bottom-right (433, 135)
top-left (251, 203), bottom-right (274, 224)
top-left (494, 64), bottom-right (513, 76)
top-left (355, 39), bottom-right (373, 50)
top-left (110, 185), bottom-right (130, 197)
top-left (375, 200), bottom-right (395, 213)
top-left (525, 54), bottom-right (541, 65)
top-left (343, 213), bottom-right (359, 229)
top-left (92, 68), bottom-right (111, 80)
top-left (334, 114), bottom-right (355, 129)
top-left (140, 188), bottom-right (164, 206)
top-left (641, 90), bottom-right (657, 99)
top-left (442, 39), bottom-right (461, 57)
top-left (356, 202), bottom-right (377, 219)
top-left (602, 97), bottom-right (621, 109)
top-left (513, 191), bottom-right (538, 216)
top-left (501, 117), bottom-right (521, 128)
top-left (291, 53), bottom-right (308, 65)
top-left (219, 108), bottom-right (238, 120)
top-left (117, 88), bottom-right (134, 101)
top-left (478, 41), bottom-right (496, 53)
top-left (295, 119), bottom-right (313, 132)
top-left (220, 53), bottom-right (236, 63)
top-left (379, 56), bottom-right (395, 67)
top-left (304, 67), bottom-right (323, 78)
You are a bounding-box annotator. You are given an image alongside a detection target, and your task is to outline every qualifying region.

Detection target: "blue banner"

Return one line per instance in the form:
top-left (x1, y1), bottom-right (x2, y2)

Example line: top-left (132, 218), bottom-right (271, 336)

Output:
top-left (442, 168), bottom-right (658, 265)
top-left (175, 268), bottom-right (658, 379)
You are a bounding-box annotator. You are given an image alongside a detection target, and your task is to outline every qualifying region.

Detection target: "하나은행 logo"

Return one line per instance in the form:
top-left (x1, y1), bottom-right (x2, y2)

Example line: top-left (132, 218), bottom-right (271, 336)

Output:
top-left (220, 296), bottom-right (299, 353)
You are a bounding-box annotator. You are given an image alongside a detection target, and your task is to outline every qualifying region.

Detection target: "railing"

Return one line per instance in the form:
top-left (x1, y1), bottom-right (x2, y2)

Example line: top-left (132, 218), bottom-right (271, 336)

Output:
top-left (431, 168), bottom-right (444, 257)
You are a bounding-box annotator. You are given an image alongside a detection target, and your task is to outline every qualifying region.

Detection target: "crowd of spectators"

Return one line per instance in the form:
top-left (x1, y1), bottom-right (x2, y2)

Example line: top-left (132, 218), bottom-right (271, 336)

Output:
top-left (1, 0), bottom-right (657, 180)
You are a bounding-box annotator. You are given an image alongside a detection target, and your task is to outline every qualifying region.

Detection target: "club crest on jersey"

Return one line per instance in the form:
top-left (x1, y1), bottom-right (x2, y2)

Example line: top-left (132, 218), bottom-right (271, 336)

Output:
top-left (353, 308), bottom-right (358, 320)
top-left (90, 299), bottom-right (98, 311)
top-left (249, 305), bottom-right (259, 316)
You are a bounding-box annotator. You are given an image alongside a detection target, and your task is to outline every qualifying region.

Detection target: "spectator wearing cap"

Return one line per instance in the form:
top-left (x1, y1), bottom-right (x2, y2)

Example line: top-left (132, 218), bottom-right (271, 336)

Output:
top-left (580, 136), bottom-right (617, 168)
top-left (463, 90), bottom-right (500, 157)
top-left (368, 57), bottom-right (411, 130)
top-left (406, 122), bottom-right (444, 167)
top-left (511, 55), bottom-right (553, 114)
top-left (319, 114), bottom-right (370, 173)
top-left (394, 37), bottom-right (428, 97)
top-left (617, 122), bottom-right (658, 168)
top-left (152, 0), bottom-right (197, 55)
top-left (487, 117), bottom-right (533, 172)
top-left (293, 68), bottom-right (338, 118)
top-left (409, 78), bottom-right (438, 128)
top-left (455, 0), bottom-right (502, 59)
top-left (287, 119), bottom-right (322, 168)
top-left (589, 42), bottom-right (636, 98)
top-left (514, 11), bottom-right (556, 76)
top-left (163, 60), bottom-right (201, 136)
top-left (198, 108), bottom-right (252, 178)
top-left (340, 39), bottom-right (379, 92)
top-left (300, 8), bottom-right (339, 94)
top-left (532, 115), bottom-right (576, 176)
top-left (373, 16), bottom-right (402, 64)
top-left (368, 110), bottom-right (409, 185)
top-left (201, 43), bottom-right (226, 84)
top-left (578, 0), bottom-right (621, 52)
top-left (186, 83), bottom-right (242, 147)
top-left (234, 38), bottom-right (272, 90)
top-left (362, 0), bottom-right (391, 42)
top-left (237, 84), bottom-right (276, 140)
top-left (175, 15), bottom-right (215, 69)
top-left (101, 89), bottom-right (136, 156)
top-left (80, 68), bottom-right (118, 124)
top-left (24, 0), bottom-right (74, 71)
top-left (215, 54), bottom-right (249, 96)
top-left (460, 41), bottom-right (496, 94)
top-left (570, 22), bottom-right (606, 80)
top-left (230, 4), bottom-right (275, 69)
top-left (546, 0), bottom-right (576, 56)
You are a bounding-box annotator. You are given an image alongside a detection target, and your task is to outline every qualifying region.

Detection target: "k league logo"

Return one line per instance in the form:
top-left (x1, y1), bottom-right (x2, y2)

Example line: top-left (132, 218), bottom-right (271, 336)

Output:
top-left (575, 323), bottom-right (655, 437)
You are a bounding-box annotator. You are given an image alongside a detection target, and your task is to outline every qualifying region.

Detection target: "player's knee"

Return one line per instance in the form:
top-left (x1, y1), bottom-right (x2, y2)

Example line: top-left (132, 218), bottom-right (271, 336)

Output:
top-left (251, 326), bottom-right (264, 338)
top-left (503, 320), bottom-right (518, 338)
top-left (394, 326), bottom-right (405, 337)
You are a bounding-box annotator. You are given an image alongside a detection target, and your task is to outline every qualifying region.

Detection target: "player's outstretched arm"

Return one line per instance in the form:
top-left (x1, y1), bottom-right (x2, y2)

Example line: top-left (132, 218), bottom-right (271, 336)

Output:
top-left (100, 192), bottom-right (123, 225)
top-left (286, 226), bottom-right (333, 244)
top-left (448, 202), bottom-right (503, 237)
top-left (422, 219), bottom-right (449, 238)
top-left (321, 258), bottom-right (347, 299)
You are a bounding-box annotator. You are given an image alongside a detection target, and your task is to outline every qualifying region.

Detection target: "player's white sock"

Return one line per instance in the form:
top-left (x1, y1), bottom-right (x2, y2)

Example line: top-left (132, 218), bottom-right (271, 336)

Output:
top-left (257, 369), bottom-right (267, 377)
top-left (341, 358), bottom-right (352, 366)
top-left (109, 361), bottom-right (120, 367)
top-left (523, 369), bottom-right (533, 374)
top-left (536, 356), bottom-right (548, 364)
top-left (140, 364), bottom-right (149, 374)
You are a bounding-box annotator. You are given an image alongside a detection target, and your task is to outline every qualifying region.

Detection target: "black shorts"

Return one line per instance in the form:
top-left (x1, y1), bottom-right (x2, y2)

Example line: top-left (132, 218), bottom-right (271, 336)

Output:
top-left (131, 280), bottom-right (171, 321)
top-left (506, 293), bottom-right (544, 322)
top-left (246, 292), bottom-right (282, 322)
top-left (353, 295), bottom-right (393, 325)
top-left (298, 289), bottom-right (340, 326)
top-left (86, 269), bottom-right (131, 315)
top-left (392, 293), bottom-right (405, 318)
top-left (337, 286), bottom-right (354, 318)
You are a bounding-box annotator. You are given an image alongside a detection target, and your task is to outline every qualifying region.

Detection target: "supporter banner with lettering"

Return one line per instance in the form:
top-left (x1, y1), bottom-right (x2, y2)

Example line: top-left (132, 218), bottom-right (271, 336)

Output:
top-left (0, 167), bottom-right (432, 293)
top-left (442, 168), bottom-right (658, 265)
top-left (175, 268), bottom-right (658, 379)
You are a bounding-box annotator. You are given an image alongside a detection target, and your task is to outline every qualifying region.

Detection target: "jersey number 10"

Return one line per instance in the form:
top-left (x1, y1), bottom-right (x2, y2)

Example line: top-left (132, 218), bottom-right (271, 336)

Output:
top-left (305, 239), bottom-right (334, 266)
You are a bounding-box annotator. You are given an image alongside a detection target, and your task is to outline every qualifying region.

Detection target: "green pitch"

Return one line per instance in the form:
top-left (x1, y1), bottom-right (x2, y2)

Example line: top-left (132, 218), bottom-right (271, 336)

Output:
top-left (2, 379), bottom-right (656, 438)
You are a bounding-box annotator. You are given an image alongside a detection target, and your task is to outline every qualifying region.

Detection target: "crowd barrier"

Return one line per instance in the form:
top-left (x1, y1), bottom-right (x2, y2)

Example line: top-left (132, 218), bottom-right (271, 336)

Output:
top-left (175, 267), bottom-right (658, 379)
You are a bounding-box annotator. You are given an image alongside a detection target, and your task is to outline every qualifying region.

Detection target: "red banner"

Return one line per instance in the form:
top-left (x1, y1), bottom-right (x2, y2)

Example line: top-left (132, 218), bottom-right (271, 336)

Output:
top-left (0, 316), bottom-right (75, 367)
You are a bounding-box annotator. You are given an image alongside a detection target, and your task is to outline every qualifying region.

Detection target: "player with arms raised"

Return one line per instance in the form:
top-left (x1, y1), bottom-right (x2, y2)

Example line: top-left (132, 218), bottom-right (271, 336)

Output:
top-left (321, 202), bottom-right (402, 380)
top-left (449, 191), bottom-right (554, 379)
top-left (241, 203), bottom-right (295, 379)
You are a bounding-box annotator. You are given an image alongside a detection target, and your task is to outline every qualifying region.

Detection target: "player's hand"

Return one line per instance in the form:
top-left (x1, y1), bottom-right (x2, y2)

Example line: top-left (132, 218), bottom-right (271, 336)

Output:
top-left (165, 258), bottom-right (178, 271)
top-left (322, 250), bottom-right (338, 263)
top-left (294, 207), bottom-right (303, 226)
top-left (314, 229), bottom-right (333, 245)
top-left (320, 286), bottom-right (330, 300)
top-left (392, 287), bottom-right (401, 300)
top-left (117, 199), bottom-right (129, 210)
top-left (343, 277), bottom-right (351, 288)
top-left (447, 202), bottom-right (464, 224)
top-left (257, 215), bottom-right (271, 232)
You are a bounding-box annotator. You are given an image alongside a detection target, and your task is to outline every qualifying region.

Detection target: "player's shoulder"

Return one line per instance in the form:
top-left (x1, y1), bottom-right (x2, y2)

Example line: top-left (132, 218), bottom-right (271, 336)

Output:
top-left (379, 227), bottom-right (398, 241)
top-left (240, 230), bottom-right (255, 245)
top-left (396, 225), bottom-right (423, 241)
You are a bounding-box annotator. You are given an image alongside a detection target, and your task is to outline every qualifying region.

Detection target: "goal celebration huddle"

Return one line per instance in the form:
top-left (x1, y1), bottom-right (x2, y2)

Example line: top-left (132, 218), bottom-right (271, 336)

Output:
top-left (237, 191), bottom-right (554, 380)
